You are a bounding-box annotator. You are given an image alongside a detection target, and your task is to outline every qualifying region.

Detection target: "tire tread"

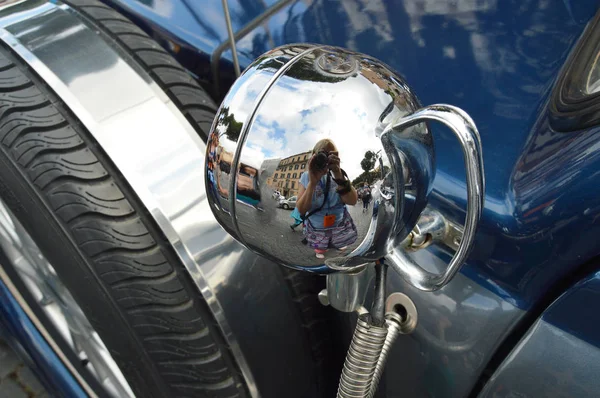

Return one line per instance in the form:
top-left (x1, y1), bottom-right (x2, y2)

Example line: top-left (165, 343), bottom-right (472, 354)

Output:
top-left (64, 0), bottom-right (216, 140)
top-left (0, 23), bottom-right (244, 398)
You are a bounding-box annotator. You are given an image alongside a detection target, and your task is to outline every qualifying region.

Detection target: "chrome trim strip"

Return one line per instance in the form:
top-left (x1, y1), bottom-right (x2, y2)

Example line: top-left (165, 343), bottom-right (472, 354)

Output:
top-left (221, 0), bottom-right (241, 77)
top-left (0, 265), bottom-right (97, 398)
top-left (0, 2), bottom-right (259, 396)
top-left (227, 46), bottom-right (320, 238)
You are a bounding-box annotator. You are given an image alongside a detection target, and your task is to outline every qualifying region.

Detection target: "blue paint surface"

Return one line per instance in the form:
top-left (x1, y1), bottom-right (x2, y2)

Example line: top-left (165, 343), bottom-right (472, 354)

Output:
top-left (543, 271), bottom-right (600, 347)
top-left (0, 279), bottom-right (86, 398)
top-left (105, 0), bottom-right (600, 311)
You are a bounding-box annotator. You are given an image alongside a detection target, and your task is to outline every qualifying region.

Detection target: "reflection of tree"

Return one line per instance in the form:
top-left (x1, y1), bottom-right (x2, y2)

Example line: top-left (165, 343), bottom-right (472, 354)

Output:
top-left (360, 150), bottom-right (377, 172)
top-left (218, 106), bottom-right (243, 142)
top-left (352, 165), bottom-right (390, 186)
top-left (353, 150), bottom-right (388, 185)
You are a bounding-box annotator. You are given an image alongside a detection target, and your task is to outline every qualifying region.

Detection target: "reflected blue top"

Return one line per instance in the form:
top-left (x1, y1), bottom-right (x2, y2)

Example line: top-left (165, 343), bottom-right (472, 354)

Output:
top-left (300, 172), bottom-right (345, 228)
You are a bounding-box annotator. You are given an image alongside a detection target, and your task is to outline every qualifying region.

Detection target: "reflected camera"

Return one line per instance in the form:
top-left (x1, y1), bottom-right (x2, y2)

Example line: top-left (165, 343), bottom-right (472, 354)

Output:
top-left (312, 151), bottom-right (329, 172)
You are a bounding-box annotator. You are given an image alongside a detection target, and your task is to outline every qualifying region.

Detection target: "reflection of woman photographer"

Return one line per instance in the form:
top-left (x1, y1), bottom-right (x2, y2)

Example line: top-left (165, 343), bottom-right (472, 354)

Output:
top-left (297, 139), bottom-right (358, 258)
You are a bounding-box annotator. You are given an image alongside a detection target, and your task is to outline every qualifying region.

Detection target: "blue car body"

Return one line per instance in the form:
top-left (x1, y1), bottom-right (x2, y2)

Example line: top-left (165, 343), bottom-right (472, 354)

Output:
top-left (105, 0), bottom-right (600, 308)
top-left (3, 0), bottom-right (600, 396)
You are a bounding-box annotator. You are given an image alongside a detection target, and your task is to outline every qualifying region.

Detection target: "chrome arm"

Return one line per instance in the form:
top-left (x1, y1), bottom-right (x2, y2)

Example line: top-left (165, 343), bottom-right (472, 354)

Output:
top-left (383, 105), bottom-right (485, 291)
top-left (211, 0), bottom-right (294, 93)
top-left (220, 0), bottom-right (241, 77)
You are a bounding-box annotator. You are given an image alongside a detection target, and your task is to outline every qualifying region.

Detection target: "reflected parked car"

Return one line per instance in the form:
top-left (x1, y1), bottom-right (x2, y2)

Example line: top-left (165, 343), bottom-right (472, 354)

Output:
top-left (278, 196), bottom-right (297, 209)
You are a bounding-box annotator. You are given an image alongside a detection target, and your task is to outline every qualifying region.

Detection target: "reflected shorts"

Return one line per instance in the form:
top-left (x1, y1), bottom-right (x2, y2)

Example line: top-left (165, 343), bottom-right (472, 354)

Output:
top-left (304, 209), bottom-right (358, 250)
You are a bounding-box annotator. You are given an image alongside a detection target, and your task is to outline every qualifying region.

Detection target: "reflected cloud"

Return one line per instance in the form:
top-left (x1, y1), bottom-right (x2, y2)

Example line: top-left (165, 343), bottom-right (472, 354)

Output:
top-left (206, 44), bottom-right (435, 272)
top-left (244, 59), bottom-right (406, 181)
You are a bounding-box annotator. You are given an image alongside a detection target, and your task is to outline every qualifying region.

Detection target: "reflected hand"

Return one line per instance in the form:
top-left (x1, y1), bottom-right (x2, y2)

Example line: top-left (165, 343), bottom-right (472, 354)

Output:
top-left (328, 151), bottom-right (342, 178)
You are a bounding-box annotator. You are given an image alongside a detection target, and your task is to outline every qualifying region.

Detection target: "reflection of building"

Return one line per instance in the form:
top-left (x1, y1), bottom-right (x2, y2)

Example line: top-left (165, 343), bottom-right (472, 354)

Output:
top-left (216, 148), bottom-right (232, 198)
top-left (361, 64), bottom-right (409, 108)
top-left (260, 158), bottom-right (281, 176)
top-left (266, 150), bottom-right (311, 197)
top-left (215, 146), bottom-right (261, 207)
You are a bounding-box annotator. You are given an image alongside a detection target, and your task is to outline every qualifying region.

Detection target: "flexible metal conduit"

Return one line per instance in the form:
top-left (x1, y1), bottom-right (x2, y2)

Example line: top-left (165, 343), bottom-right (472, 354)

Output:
top-left (369, 313), bottom-right (403, 398)
top-left (337, 314), bottom-right (388, 398)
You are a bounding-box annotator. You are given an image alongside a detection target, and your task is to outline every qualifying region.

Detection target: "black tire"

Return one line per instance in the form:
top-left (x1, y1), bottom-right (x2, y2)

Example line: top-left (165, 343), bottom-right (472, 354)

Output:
top-left (0, 2), bottom-right (342, 397)
top-left (56, 0), bottom-right (346, 397)
top-left (279, 269), bottom-right (345, 397)
top-left (0, 10), bottom-right (246, 398)
top-left (63, 0), bottom-right (216, 141)
top-left (59, 3), bottom-right (342, 396)
top-left (283, 203), bottom-right (289, 210)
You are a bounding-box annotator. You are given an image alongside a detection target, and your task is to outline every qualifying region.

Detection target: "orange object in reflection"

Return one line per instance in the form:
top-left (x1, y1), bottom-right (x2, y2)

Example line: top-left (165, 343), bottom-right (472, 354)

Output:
top-left (323, 214), bottom-right (336, 228)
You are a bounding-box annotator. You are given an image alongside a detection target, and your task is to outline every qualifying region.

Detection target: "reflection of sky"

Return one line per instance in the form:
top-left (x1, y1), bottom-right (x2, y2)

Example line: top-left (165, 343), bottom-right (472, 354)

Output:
top-left (217, 67), bottom-right (275, 168)
top-left (243, 72), bottom-right (393, 179)
top-left (255, 115), bottom-right (287, 154)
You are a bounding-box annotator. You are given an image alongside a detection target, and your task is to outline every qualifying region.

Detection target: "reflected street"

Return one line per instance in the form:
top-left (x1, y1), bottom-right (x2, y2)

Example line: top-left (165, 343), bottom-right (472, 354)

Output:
top-left (206, 44), bottom-right (434, 271)
top-left (237, 200), bottom-right (372, 265)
